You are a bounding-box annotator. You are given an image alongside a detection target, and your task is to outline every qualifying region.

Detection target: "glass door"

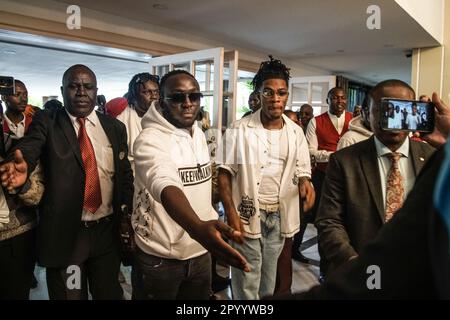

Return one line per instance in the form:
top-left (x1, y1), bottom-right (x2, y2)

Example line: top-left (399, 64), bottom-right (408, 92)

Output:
top-left (288, 76), bottom-right (336, 116)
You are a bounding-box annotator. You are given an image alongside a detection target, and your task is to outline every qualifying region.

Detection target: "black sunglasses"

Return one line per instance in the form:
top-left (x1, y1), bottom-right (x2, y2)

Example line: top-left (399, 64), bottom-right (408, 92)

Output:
top-left (165, 92), bottom-right (203, 104)
top-left (136, 73), bottom-right (160, 85)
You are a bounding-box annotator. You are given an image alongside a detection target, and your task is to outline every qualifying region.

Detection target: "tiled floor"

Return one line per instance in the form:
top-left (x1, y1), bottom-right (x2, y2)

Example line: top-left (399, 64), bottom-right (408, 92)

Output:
top-left (30, 224), bottom-right (320, 300)
top-left (292, 224), bottom-right (320, 294)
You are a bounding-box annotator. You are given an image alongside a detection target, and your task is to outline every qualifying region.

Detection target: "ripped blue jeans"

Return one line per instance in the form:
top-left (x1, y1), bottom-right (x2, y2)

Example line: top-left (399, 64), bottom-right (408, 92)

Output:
top-left (231, 210), bottom-right (285, 300)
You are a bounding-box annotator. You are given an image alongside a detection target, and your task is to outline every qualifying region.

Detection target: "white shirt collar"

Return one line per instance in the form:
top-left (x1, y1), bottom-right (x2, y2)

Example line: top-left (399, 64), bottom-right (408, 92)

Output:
top-left (3, 113), bottom-right (25, 128)
top-left (374, 136), bottom-right (410, 158)
top-left (65, 108), bottom-right (99, 127)
top-left (327, 110), bottom-right (344, 119)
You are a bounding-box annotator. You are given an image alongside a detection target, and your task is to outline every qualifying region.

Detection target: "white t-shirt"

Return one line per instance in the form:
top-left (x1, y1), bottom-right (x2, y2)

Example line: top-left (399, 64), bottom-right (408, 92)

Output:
top-left (389, 111), bottom-right (403, 129)
top-left (259, 126), bottom-right (288, 204)
top-left (406, 113), bottom-right (421, 130)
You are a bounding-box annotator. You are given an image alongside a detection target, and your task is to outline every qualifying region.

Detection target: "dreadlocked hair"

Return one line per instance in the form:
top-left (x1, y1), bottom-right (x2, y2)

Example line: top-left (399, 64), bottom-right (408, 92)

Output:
top-left (126, 72), bottom-right (160, 107)
top-left (251, 55), bottom-right (291, 91)
top-left (159, 69), bottom-right (197, 98)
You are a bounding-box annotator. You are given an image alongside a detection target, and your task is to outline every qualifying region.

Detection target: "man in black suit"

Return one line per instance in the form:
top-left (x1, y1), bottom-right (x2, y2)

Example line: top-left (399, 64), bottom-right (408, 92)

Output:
top-left (273, 92), bottom-right (450, 299)
top-left (0, 64), bottom-right (133, 299)
top-left (316, 80), bottom-right (435, 277)
top-left (288, 146), bottom-right (449, 299)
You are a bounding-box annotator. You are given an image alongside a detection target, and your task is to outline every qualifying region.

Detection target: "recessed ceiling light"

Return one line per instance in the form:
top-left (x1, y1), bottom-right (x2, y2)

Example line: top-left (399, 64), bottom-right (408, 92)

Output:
top-left (153, 3), bottom-right (168, 10)
top-left (336, 49), bottom-right (345, 53)
top-left (3, 49), bottom-right (16, 55)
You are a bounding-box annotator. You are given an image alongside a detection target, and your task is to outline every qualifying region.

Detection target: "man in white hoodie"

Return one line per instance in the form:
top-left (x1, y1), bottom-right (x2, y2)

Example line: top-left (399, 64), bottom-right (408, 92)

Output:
top-left (131, 70), bottom-right (248, 300)
top-left (337, 99), bottom-right (373, 150)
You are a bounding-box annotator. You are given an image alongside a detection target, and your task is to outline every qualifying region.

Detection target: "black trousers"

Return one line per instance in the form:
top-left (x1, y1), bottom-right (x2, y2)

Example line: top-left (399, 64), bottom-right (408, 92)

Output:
top-left (46, 217), bottom-right (122, 300)
top-left (0, 229), bottom-right (36, 300)
top-left (132, 248), bottom-right (211, 300)
top-left (292, 170), bottom-right (325, 256)
top-left (310, 170), bottom-right (328, 276)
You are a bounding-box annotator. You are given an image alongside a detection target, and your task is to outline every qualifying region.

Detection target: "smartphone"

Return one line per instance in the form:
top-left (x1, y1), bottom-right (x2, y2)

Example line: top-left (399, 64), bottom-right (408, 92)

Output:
top-left (0, 76), bottom-right (14, 96)
top-left (380, 98), bottom-right (435, 133)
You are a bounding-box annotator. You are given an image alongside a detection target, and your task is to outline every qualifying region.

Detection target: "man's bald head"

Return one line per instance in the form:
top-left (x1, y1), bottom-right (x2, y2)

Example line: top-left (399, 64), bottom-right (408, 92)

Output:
top-left (62, 64), bottom-right (97, 86)
top-left (299, 103), bottom-right (314, 128)
top-left (368, 80), bottom-right (414, 105)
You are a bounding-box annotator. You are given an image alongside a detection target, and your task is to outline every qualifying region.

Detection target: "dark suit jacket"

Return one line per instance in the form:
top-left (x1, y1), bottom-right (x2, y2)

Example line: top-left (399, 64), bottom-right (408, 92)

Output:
top-left (291, 148), bottom-right (450, 299)
top-left (316, 136), bottom-right (435, 275)
top-left (15, 108), bottom-right (134, 267)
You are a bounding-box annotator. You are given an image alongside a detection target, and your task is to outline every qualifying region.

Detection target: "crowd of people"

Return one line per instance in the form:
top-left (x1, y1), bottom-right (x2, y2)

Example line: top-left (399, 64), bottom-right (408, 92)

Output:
top-left (387, 101), bottom-right (430, 131)
top-left (0, 55), bottom-right (449, 300)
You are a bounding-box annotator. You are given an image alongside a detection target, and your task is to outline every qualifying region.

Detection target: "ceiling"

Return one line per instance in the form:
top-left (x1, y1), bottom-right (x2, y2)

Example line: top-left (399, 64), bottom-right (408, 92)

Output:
top-left (0, 34), bottom-right (151, 103)
top-left (49, 0), bottom-right (440, 84)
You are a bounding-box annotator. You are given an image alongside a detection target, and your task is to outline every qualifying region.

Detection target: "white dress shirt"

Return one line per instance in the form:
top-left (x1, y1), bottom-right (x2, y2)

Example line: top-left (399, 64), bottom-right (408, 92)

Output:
top-left (65, 110), bottom-right (115, 221)
top-left (306, 111), bottom-right (347, 163)
top-left (374, 137), bottom-right (416, 211)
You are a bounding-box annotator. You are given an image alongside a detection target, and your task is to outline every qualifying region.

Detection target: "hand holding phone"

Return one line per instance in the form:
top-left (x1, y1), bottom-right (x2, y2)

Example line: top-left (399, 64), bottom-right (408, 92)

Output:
top-left (420, 92), bottom-right (450, 148)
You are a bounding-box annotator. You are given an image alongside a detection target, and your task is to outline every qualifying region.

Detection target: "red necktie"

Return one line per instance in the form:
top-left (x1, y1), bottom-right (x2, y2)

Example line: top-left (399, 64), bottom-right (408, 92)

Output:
top-left (385, 152), bottom-right (404, 222)
top-left (77, 118), bottom-right (102, 214)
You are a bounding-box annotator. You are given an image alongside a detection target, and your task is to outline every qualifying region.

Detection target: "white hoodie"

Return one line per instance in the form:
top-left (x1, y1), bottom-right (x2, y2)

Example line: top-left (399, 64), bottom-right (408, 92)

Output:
top-left (132, 103), bottom-right (217, 260)
top-left (337, 115), bottom-right (373, 150)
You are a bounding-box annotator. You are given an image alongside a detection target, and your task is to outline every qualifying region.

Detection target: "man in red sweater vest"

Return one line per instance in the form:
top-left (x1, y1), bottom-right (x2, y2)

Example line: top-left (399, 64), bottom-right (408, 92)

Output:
top-left (303, 87), bottom-right (352, 280)
top-left (306, 87), bottom-right (352, 173)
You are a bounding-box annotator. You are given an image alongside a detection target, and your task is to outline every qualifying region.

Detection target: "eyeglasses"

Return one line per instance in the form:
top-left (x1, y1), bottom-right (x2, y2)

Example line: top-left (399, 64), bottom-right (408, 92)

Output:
top-left (261, 88), bottom-right (288, 98)
top-left (165, 92), bottom-right (203, 104)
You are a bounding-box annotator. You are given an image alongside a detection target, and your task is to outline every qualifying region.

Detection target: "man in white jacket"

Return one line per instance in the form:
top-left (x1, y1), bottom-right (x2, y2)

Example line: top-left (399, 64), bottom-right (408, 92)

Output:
top-left (218, 56), bottom-right (315, 300)
top-left (131, 70), bottom-right (248, 300)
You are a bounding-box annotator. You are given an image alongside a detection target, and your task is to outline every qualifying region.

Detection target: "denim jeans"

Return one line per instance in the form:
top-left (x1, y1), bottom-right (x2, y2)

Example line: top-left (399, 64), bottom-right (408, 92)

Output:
top-left (132, 248), bottom-right (211, 300)
top-left (231, 210), bottom-right (285, 300)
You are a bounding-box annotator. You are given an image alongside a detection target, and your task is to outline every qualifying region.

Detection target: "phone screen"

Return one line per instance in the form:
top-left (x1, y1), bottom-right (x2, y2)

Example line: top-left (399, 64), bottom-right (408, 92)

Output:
top-left (380, 98), bottom-right (435, 133)
top-left (0, 76), bottom-right (15, 96)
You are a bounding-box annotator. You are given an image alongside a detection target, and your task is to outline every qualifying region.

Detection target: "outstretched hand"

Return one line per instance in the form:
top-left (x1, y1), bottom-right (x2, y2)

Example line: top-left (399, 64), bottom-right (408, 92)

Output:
top-left (421, 92), bottom-right (450, 148)
top-left (193, 220), bottom-right (250, 272)
top-left (0, 150), bottom-right (28, 191)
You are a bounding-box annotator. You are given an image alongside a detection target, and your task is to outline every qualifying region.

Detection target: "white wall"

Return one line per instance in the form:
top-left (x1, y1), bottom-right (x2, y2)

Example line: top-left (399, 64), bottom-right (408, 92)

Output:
top-left (395, 0), bottom-right (444, 44)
